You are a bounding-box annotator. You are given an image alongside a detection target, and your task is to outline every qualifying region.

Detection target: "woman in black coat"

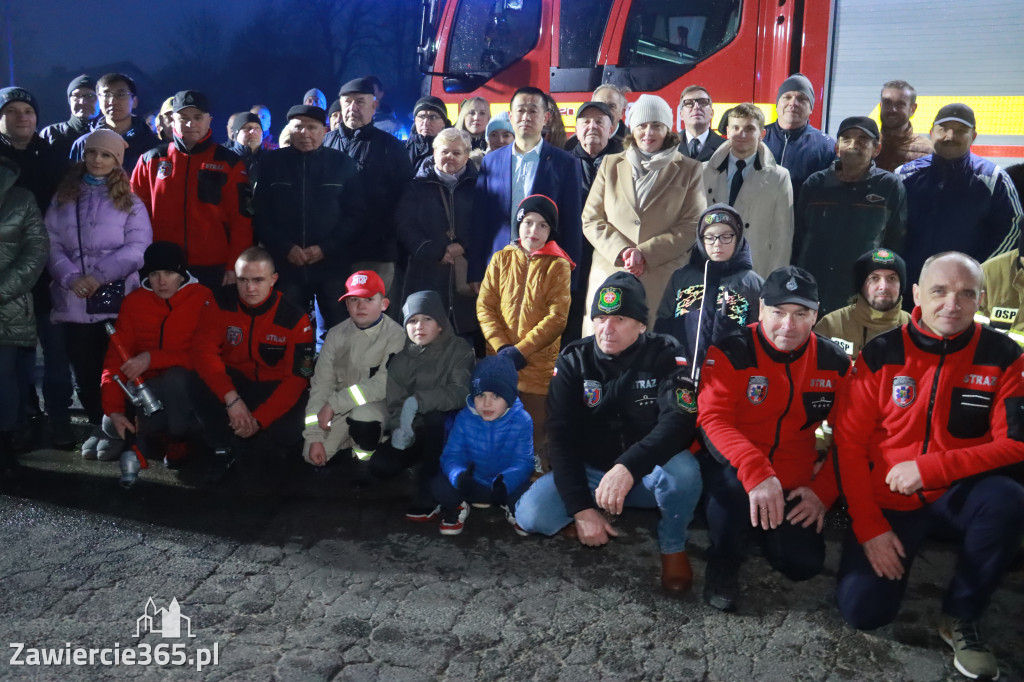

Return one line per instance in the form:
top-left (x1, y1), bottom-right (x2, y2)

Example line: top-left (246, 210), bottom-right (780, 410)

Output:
top-left (395, 128), bottom-right (481, 348)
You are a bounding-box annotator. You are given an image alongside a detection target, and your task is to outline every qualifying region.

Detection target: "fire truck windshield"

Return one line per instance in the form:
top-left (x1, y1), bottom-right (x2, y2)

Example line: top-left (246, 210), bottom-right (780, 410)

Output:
top-left (446, 0), bottom-right (543, 78)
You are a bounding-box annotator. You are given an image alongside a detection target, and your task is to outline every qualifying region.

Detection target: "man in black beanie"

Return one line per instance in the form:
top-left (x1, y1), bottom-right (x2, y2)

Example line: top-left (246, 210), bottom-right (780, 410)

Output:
top-left (515, 271), bottom-right (702, 597)
top-left (41, 75), bottom-right (101, 160)
top-left (406, 95), bottom-right (450, 170)
top-left (815, 248), bottom-right (911, 358)
top-left (224, 111), bottom-right (264, 180)
top-left (762, 72), bottom-right (836, 205)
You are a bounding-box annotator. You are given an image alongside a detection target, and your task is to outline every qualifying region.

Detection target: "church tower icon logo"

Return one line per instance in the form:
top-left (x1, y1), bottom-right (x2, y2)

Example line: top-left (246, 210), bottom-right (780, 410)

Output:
top-left (135, 598), bottom-right (195, 638)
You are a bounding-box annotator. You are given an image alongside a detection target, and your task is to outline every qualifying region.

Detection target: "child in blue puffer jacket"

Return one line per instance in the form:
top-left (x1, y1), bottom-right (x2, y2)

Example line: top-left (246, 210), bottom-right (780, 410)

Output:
top-left (431, 355), bottom-right (535, 536)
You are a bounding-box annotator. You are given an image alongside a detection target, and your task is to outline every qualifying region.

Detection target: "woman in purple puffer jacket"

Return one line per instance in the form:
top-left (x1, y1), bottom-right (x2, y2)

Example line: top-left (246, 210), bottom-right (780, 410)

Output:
top-left (45, 129), bottom-right (151, 453)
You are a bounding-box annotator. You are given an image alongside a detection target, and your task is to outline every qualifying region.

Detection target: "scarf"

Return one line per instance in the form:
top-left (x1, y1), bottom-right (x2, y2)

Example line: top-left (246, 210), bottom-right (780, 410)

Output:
top-left (626, 145), bottom-right (676, 209)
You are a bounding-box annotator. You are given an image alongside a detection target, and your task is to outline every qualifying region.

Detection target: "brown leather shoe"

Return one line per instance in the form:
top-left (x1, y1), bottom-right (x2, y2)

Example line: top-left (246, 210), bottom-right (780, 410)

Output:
top-left (660, 551), bottom-right (693, 595)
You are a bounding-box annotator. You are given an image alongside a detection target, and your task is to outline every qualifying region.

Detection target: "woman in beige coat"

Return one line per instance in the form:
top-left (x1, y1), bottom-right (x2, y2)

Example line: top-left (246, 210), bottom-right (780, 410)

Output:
top-left (582, 94), bottom-right (706, 334)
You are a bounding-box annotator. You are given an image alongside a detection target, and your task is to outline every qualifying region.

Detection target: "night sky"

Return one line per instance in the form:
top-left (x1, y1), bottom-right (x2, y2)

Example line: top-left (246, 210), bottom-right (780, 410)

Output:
top-left (11, 0), bottom-right (239, 81)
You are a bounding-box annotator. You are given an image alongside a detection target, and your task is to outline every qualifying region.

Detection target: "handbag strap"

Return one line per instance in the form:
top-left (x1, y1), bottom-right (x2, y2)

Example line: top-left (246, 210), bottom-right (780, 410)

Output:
top-left (436, 184), bottom-right (456, 241)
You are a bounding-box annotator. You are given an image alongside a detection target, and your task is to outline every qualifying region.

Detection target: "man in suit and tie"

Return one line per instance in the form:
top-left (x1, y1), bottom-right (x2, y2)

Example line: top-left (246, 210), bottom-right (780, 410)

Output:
top-left (469, 86), bottom-right (583, 288)
top-left (677, 85), bottom-right (726, 163)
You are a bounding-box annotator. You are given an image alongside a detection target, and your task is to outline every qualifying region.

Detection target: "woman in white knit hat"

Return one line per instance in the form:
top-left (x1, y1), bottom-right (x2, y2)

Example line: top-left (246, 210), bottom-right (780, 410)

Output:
top-left (581, 93), bottom-right (706, 334)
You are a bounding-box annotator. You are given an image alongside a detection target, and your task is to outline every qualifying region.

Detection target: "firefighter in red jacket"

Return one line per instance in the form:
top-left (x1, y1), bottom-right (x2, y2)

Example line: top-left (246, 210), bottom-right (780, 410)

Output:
top-left (834, 252), bottom-right (1024, 681)
top-left (131, 90), bottom-right (252, 290)
top-left (191, 246), bottom-right (315, 478)
top-left (698, 266), bottom-right (851, 613)
top-left (99, 242), bottom-right (212, 466)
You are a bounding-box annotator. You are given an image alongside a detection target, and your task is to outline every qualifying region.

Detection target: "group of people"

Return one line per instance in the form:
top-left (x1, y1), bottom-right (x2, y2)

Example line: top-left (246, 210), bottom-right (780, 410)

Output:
top-left (0, 67), bottom-right (1022, 681)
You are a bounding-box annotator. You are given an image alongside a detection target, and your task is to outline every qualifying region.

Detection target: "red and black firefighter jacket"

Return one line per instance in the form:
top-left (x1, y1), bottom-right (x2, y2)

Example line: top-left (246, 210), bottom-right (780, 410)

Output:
top-left (131, 132), bottom-right (252, 271)
top-left (192, 286), bottom-right (315, 428)
top-left (698, 323), bottom-right (851, 508)
top-left (834, 308), bottom-right (1024, 543)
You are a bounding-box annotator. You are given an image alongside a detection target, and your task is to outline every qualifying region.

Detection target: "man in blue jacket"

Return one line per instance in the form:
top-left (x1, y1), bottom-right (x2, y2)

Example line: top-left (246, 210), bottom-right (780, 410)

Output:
top-left (763, 73), bottom-right (836, 206)
top-left (897, 103), bottom-right (1022, 290)
top-left (254, 105), bottom-right (365, 329)
top-left (469, 87), bottom-right (583, 289)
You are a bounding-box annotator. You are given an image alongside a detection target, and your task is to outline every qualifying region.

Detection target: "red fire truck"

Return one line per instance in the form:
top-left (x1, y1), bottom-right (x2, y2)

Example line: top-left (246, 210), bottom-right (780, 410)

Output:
top-left (417, 0), bottom-right (1023, 166)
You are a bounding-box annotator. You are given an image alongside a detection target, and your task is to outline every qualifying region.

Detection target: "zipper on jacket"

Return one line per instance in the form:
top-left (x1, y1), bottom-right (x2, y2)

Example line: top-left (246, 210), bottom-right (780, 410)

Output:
top-left (918, 338), bottom-right (948, 504)
top-left (248, 313), bottom-right (258, 382)
top-left (158, 299), bottom-right (172, 349)
top-left (183, 152), bottom-right (192, 258)
top-left (780, 131), bottom-right (789, 166)
top-left (767, 359), bottom-right (795, 463)
top-left (301, 154), bottom-right (308, 282)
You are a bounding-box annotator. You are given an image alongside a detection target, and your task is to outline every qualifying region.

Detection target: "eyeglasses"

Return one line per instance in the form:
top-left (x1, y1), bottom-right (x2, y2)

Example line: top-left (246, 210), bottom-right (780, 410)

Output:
top-left (100, 91), bottom-right (133, 101)
top-left (416, 113), bottom-right (443, 122)
top-left (70, 93), bottom-right (98, 102)
top-left (681, 98), bottom-right (712, 109)
top-left (702, 233), bottom-right (736, 245)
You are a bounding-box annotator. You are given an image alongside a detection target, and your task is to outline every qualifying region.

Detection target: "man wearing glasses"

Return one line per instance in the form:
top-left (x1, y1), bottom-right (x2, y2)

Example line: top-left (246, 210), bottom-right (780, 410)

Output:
top-left (41, 75), bottom-right (101, 161)
top-left (70, 73), bottom-right (158, 173)
top-left (677, 85), bottom-right (724, 162)
top-left (405, 96), bottom-right (450, 171)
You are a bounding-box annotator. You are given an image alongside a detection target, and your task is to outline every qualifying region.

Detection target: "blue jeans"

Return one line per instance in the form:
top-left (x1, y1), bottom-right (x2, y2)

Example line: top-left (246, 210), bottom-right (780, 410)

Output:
top-left (836, 475), bottom-right (1024, 629)
top-left (514, 452), bottom-right (702, 554)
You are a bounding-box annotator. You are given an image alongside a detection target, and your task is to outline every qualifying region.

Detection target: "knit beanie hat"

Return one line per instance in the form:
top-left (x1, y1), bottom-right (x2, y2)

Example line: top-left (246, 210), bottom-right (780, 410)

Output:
top-left (628, 94), bottom-right (673, 130)
top-left (83, 129), bottom-right (128, 167)
top-left (591, 272), bottom-right (648, 323)
top-left (698, 203), bottom-right (745, 243)
top-left (0, 87), bottom-right (38, 118)
top-left (303, 88), bottom-right (327, 110)
top-left (852, 248), bottom-right (907, 295)
top-left (413, 96), bottom-right (450, 126)
top-left (402, 290), bottom-right (448, 329)
top-left (777, 73), bottom-right (815, 109)
top-left (485, 111), bottom-right (513, 137)
top-left (66, 75), bottom-right (96, 99)
top-left (141, 241), bottom-right (190, 282)
top-left (515, 194), bottom-right (559, 242)
top-left (230, 112), bottom-right (262, 139)
top-left (327, 99), bottom-right (341, 118)
top-left (471, 356), bottom-right (519, 406)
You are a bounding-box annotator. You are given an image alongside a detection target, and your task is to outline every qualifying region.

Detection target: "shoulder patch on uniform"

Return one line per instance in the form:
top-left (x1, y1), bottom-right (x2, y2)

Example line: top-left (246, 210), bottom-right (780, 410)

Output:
top-left (293, 342), bottom-right (315, 378)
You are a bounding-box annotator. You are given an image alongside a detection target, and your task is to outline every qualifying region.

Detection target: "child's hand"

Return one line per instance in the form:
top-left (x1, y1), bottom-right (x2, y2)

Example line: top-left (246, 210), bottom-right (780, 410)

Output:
top-left (307, 442), bottom-right (327, 467)
top-left (399, 397), bottom-right (418, 432)
top-left (391, 427), bottom-right (414, 450)
top-left (317, 404), bottom-right (334, 431)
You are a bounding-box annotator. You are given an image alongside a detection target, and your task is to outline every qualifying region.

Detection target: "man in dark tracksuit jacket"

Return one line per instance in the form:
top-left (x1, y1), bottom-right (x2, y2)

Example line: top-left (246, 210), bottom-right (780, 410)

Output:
top-left (834, 252), bottom-right (1024, 680)
top-left (896, 103), bottom-right (1022, 291)
top-left (698, 266), bottom-right (850, 613)
top-left (323, 78), bottom-right (414, 289)
top-left (190, 248), bottom-right (315, 477)
top-left (516, 272), bottom-right (701, 596)
top-left (794, 116), bottom-right (907, 316)
top-left (254, 105), bottom-right (365, 329)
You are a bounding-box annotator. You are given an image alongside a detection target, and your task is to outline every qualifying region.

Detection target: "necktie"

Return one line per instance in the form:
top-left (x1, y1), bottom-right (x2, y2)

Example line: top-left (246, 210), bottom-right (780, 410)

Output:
top-left (729, 159), bottom-right (746, 205)
top-left (688, 138), bottom-right (701, 158)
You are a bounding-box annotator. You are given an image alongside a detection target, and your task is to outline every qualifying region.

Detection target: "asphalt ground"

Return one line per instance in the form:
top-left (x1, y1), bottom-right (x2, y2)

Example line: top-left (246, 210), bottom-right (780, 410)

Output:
top-left (0, 423), bottom-right (1021, 681)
